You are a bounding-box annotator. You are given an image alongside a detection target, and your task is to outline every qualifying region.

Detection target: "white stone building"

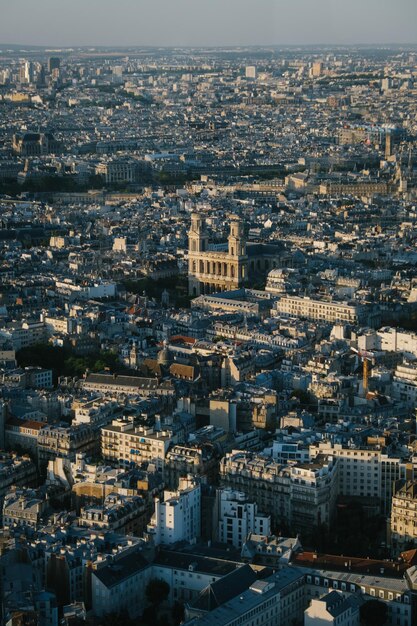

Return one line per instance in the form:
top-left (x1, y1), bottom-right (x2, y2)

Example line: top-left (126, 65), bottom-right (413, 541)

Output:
top-left (147, 475), bottom-right (201, 546)
top-left (217, 488), bottom-right (271, 548)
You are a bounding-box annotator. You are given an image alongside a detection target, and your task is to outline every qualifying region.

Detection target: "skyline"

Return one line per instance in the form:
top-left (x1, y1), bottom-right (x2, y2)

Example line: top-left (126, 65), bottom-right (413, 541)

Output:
top-left (1, 0), bottom-right (417, 48)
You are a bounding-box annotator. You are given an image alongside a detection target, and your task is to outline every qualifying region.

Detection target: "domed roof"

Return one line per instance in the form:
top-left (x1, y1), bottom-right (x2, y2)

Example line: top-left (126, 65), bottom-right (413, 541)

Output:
top-left (267, 268), bottom-right (285, 279)
top-left (157, 341), bottom-right (171, 366)
top-left (292, 249), bottom-right (306, 263)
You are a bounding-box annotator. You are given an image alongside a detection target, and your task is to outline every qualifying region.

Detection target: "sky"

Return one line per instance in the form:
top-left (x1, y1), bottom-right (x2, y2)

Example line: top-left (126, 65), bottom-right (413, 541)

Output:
top-left (1, 0), bottom-right (416, 48)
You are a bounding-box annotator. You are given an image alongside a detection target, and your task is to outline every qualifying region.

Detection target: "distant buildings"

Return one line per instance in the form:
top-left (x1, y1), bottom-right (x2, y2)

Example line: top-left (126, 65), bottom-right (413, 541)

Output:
top-left (1, 42), bottom-right (417, 626)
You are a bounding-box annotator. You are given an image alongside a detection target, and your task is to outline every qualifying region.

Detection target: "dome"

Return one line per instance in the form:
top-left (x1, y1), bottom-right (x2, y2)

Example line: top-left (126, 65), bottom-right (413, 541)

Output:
top-left (292, 249), bottom-right (306, 264)
top-left (157, 341), bottom-right (171, 366)
top-left (267, 268), bottom-right (285, 279)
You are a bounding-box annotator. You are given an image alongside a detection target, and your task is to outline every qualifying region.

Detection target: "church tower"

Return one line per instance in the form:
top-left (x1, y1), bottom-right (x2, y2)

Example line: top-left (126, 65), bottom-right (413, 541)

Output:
top-left (188, 213), bottom-right (208, 254)
top-left (188, 213), bottom-right (208, 296)
top-left (228, 216), bottom-right (246, 257)
top-left (188, 214), bottom-right (248, 296)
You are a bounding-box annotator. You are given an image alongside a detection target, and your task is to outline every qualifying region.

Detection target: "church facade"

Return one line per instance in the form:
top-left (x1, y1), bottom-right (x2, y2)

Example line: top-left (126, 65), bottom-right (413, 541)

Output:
top-left (188, 213), bottom-right (284, 296)
top-left (188, 213), bottom-right (247, 296)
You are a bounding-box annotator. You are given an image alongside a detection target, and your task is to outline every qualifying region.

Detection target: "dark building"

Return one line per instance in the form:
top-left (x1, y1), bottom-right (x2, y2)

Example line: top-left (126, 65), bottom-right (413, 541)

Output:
top-left (48, 57), bottom-right (61, 73)
top-left (12, 132), bottom-right (62, 157)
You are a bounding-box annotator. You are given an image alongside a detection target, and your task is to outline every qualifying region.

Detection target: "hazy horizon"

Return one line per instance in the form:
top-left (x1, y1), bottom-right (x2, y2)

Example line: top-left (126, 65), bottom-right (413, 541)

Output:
top-left (2, 0), bottom-right (417, 48)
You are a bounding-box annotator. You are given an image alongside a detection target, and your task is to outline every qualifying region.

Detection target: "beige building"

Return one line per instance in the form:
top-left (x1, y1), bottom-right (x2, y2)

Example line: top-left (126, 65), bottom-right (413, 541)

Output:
top-left (101, 420), bottom-right (173, 471)
top-left (311, 442), bottom-right (416, 515)
top-left (81, 372), bottom-right (175, 397)
top-left (3, 490), bottom-right (47, 528)
top-left (319, 181), bottom-right (389, 195)
top-left (274, 295), bottom-right (365, 325)
top-left (220, 451), bottom-right (338, 534)
top-left (390, 480), bottom-right (417, 550)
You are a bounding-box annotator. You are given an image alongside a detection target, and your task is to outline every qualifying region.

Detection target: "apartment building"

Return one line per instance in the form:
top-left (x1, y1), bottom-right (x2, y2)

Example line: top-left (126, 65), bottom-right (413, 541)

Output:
top-left (289, 455), bottom-right (339, 531)
top-left (216, 488), bottom-right (271, 548)
top-left (301, 565), bottom-right (413, 626)
top-left (220, 452), bottom-right (291, 532)
top-left (5, 417), bottom-right (44, 457)
top-left (91, 548), bottom-right (239, 619)
top-left (390, 480), bottom-right (417, 550)
top-left (147, 476), bottom-right (201, 546)
top-left (304, 591), bottom-right (360, 626)
top-left (38, 424), bottom-right (98, 469)
top-left (0, 320), bottom-right (46, 351)
top-left (78, 493), bottom-right (147, 536)
top-left (274, 296), bottom-right (366, 325)
top-left (3, 490), bottom-right (47, 528)
top-left (185, 568), bottom-right (306, 626)
top-left (392, 362), bottom-right (417, 405)
top-left (219, 451), bottom-right (338, 534)
top-left (82, 372), bottom-right (175, 397)
top-left (101, 419), bottom-right (173, 471)
top-left (376, 327), bottom-right (417, 359)
top-left (311, 442), bottom-right (415, 514)
top-left (164, 444), bottom-right (218, 489)
top-left (0, 453), bottom-right (38, 509)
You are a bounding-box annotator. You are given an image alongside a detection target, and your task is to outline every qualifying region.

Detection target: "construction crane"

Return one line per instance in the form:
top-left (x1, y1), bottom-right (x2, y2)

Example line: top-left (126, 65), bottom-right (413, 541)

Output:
top-left (351, 347), bottom-right (373, 397)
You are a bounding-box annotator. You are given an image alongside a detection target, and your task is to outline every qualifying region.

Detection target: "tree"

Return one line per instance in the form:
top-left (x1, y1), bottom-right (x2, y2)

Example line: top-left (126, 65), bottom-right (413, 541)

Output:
top-left (172, 602), bottom-right (185, 625)
top-left (290, 388), bottom-right (315, 408)
top-left (145, 578), bottom-right (170, 607)
top-left (360, 599), bottom-right (388, 626)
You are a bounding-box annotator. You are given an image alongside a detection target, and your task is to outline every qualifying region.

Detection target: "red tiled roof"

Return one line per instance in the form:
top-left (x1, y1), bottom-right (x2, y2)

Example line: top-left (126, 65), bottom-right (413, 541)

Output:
top-left (6, 417), bottom-right (44, 431)
top-left (292, 551), bottom-right (410, 578)
top-left (168, 335), bottom-right (197, 345)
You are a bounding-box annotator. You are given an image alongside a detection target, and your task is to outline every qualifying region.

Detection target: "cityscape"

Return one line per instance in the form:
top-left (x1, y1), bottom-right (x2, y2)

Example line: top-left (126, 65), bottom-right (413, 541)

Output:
top-left (1, 4), bottom-right (417, 626)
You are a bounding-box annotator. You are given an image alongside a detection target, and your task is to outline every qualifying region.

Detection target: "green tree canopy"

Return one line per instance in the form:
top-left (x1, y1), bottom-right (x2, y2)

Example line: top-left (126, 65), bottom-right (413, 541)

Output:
top-left (145, 578), bottom-right (170, 607)
top-left (360, 599), bottom-right (388, 626)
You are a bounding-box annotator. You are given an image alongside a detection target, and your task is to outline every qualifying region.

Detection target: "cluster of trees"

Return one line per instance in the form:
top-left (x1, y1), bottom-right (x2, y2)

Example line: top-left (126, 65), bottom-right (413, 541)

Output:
top-left (360, 599), bottom-right (388, 626)
top-left (304, 501), bottom-right (386, 558)
top-left (0, 174), bottom-right (106, 196)
top-left (16, 343), bottom-right (122, 384)
top-left (98, 579), bottom-right (184, 626)
top-left (123, 274), bottom-right (191, 308)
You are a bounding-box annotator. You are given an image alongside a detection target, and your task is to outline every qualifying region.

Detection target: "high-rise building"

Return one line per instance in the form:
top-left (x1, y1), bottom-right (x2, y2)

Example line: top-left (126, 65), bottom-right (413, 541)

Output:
top-left (48, 57), bottom-right (61, 73)
top-left (19, 61), bottom-right (32, 84)
top-left (312, 61), bottom-right (323, 77)
top-left (385, 129), bottom-right (392, 158)
top-left (245, 66), bottom-right (256, 79)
